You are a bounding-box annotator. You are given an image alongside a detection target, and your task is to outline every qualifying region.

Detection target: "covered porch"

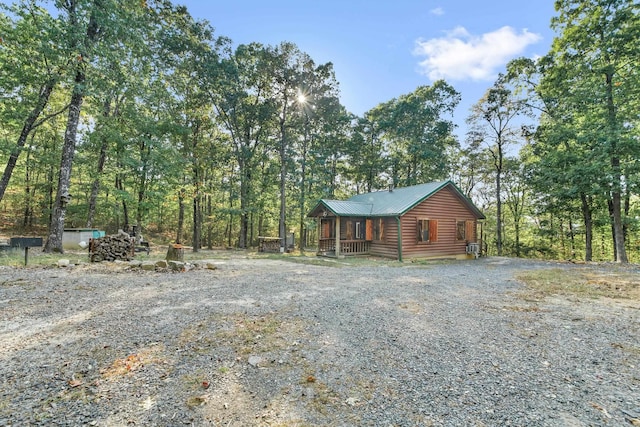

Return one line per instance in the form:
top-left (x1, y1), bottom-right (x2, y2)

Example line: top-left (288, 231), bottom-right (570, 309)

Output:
top-left (316, 215), bottom-right (372, 257)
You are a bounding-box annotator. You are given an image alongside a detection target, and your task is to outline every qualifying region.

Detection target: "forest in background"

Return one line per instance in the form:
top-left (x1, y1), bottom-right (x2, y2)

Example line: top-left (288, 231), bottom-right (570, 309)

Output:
top-left (0, 0), bottom-right (638, 262)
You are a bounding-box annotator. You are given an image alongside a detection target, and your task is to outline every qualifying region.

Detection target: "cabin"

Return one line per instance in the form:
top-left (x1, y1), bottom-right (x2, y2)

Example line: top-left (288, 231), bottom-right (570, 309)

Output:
top-left (307, 180), bottom-right (485, 261)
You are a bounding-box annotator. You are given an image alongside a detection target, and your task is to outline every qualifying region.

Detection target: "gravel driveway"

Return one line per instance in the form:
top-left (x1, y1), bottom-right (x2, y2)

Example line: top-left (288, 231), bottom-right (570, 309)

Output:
top-left (1, 255), bottom-right (639, 426)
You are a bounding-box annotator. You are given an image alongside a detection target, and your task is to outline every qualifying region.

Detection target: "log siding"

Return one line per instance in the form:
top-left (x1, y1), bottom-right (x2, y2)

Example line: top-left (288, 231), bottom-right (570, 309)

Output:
top-left (370, 218), bottom-right (398, 259)
top-left (400, 186), bottom-right (478, 259)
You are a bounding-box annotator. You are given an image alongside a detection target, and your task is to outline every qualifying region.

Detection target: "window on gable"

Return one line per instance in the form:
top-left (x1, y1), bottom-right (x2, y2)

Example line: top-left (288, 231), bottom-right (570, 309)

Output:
top-left (418, 219), bottom-right (438, 243)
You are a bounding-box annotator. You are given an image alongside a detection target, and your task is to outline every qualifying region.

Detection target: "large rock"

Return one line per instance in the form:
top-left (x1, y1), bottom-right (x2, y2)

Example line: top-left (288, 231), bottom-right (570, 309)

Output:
top-left (141, 261), bottom-right (156, 271)
top-left (168, 260), bottom-right (185, 272)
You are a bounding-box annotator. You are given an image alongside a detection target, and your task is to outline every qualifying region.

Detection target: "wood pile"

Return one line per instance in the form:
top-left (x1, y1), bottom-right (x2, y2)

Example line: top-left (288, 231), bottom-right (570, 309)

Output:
top-left (89, 233), bottom-right (135, 262)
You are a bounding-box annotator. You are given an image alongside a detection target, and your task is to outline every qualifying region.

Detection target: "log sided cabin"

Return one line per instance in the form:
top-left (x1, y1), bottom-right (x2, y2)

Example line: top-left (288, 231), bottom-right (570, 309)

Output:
top-left (307, 180), bottom-right (485, 261)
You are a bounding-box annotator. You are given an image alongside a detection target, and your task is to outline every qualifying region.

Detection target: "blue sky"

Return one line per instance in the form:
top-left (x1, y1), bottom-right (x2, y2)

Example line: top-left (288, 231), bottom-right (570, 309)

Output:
top-left (180, 0), bottom-right (557, 136)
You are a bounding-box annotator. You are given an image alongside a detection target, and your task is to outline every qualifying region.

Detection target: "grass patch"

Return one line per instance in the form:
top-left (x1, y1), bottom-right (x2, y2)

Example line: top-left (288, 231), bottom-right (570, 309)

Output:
top-left (516, 268), bottom-right (640, 301)
top-left (216, 313), bottom-right (284, 355)
top-left (0, 249), bottom-right (79, 267)
top-left (215, 312), bottom-right (306, 356)
top-left (254, 252), bottom-right (405, 268)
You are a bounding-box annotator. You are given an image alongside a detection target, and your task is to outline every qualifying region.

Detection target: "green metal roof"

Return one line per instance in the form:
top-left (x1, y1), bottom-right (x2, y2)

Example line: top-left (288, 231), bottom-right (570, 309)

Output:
top-left (348, 181), bottom-right (449, 215)
top-left (320, 200), bottom-right (373, 216)
top-left (308, 180), bottom-right (485, 219)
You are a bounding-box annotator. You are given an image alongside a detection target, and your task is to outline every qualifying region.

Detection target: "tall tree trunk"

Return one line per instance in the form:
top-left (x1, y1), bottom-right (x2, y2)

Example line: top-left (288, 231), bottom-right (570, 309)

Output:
top-left (249, 211), bottom-right (254, 247)
top-left (568, 220), bottom-right (576, 260)
top-left (495, 165), bottom-right (503, 256)
top-left (226, 171), bottom-right (234, 247)
top-left (136, 139), bottom-right (150, 236)
top-left (607, 198), bottom-right (617, 261)
top-left (514, 220), bottom-right (520, 258)
top-left (559, 218), bottom-right (566, 258)
top-left (610, 185), bottom-right (627, 262)
top-left (44, 73), bottom-right (85, 253)
top-left (86, 98), bottom-right (112, 228)
top-left (206, 190), bottom-right (213, 249)
top-left (278, 117), bottom-right (287, 252)
top-left (190, 125), bottom-right (202, 252)
top-left (192, 195), bottom-right (201, 252)
top-left (580, 193), bottom-right (593, 261)
top-left (22, 144), bottom-right (34, 228)
top-left (605, 70), bottom-right (627, 263)
top-left (176, 187), bottom-right (185, 244)
top-left (238, 161), bottom-right (249, 249)
top-left (0, 78), bottom-right (57, 203)
top-left (115, 174), bottom-right (129, 231)
top-left (298, 118), bottom-right (309, 253)
top-left (623, 190), bottom-right (630, 243)
top-left (47, 163), bottom-right (55, 224)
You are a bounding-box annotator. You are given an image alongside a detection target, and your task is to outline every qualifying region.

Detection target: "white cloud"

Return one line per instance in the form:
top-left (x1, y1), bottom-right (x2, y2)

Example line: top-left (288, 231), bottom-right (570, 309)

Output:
top-left (413, 26), bottom-right (542, 81)
top-left (430, 7), bottom-right (444, 16)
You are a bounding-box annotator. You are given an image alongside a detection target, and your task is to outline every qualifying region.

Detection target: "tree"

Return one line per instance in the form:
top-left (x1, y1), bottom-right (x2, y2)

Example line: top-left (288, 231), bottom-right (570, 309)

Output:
top-left (0, 3), bottom-right (67, 204)
top-left (508, 0), bottom-right (640, 262)
top-left (502, 157), bottom-right (529, 257)
top-left (44, 0), bottom-right (106, 252)
top-left (269, 42), bottom-right (316, 252)
top-left (205, 43), bottom-right (276, 249)
top-left (467, 79), bottom-right (530, 256)
top-left (362, 82), bottom-right (460, 188)
top-left (158, 4), bottom-right (226, 251)
top-left (388, 81), bottom-right (460, 186)
top-left (350, 113), bottom-right (388, 193)
top-left (548, 0), bottom-right (640, 263)
top-left (292, 63), bottom-right (343, 251)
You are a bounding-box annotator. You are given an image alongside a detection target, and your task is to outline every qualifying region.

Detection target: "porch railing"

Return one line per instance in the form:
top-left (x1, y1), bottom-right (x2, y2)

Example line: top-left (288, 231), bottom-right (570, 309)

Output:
top-left (318, 238), bottom-right (370, 256)
top-left (319, 238), bottom-right (335, 253)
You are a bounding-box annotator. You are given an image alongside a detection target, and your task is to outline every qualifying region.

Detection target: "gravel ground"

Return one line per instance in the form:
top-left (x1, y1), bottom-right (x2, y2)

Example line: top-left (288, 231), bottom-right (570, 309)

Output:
top-left (1, 254), bottom-right (639, 426)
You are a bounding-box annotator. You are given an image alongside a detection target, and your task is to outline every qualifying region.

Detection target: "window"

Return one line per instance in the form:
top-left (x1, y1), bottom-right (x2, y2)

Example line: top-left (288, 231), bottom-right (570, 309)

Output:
top-left (355, 221), bottom-right (362, 239)
top-left (456, 220), bottom-right (475, 242)
top-left (373, 218), bottom-right (385, 241)
top-left (456, 220), bottom-right (466, 241)
top-left (418, 219), bottom-right (438, 243)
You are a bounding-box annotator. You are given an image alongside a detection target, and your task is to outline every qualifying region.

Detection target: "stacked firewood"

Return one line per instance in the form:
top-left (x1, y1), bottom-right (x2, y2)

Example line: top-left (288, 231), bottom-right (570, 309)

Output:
top-left (89, 233), bottom-right (135, 262)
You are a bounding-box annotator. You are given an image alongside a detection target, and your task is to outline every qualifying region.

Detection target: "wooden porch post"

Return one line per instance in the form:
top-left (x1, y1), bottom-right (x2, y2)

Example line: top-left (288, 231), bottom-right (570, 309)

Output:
top-left (335, 216), bottom-right (341, 257)
top-left (317, 218), bottom-right (321, 253)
